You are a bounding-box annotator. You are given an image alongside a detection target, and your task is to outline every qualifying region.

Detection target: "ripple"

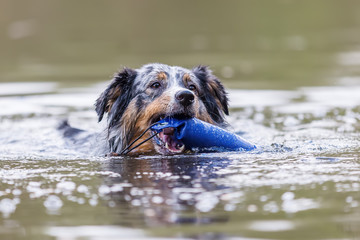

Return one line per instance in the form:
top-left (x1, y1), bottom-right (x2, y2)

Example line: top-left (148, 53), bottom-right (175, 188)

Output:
top-left (249, 220), bottom-right (295, 232)
top-left (0, 198), bottom-right (18, 218)
top-left (44, 195), bottom-right (63, 214)
top-left (0, 82), bottom-right (57, 96)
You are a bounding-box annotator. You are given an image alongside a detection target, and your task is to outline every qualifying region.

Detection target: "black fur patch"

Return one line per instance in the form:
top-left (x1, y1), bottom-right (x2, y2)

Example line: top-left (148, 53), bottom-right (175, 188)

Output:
top-left (92, 63), bottom-right (230, 154)
top-left (95, 68), bottom-right (137, 123)
top-left (192, 65), bottom-right (229, 123)
top-left (135, 94), bottom-right (145, 111)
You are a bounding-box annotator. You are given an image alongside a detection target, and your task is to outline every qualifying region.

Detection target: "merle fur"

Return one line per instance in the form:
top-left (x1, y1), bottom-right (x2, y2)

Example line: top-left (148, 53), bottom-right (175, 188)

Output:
top-left (95, 63), bottom-right (229, 154)
top-left (95, 68), bottom-right (137, 126)
top-left (193, 65), bottom-right (229, 123)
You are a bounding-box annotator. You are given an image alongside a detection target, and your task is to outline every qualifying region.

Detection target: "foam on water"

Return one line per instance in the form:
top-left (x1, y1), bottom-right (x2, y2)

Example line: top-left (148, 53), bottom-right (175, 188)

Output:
top-left (0, 83), bottom-right (360, 239)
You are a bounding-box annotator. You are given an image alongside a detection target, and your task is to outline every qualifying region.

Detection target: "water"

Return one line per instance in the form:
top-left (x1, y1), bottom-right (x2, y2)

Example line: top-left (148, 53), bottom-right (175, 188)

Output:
top-left (1, 1), bottom-right (360, 239)
top-left (1, 82), bottom-right (359, 239)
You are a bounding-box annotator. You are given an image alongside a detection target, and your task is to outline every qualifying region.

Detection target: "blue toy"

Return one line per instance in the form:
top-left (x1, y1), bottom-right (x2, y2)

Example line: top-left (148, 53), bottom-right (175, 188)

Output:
top-left (151, 117), bottom-right (256, 152)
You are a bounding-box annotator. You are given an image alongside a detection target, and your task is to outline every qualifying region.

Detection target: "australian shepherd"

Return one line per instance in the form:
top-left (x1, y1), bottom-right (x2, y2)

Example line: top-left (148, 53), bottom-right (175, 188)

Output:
top-left (94, 63), bottom-right (229, 155)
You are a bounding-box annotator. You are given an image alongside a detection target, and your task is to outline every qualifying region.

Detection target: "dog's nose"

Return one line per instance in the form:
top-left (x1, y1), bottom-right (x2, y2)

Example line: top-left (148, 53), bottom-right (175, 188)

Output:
top-left (176, 90), bottom-right (195, 106)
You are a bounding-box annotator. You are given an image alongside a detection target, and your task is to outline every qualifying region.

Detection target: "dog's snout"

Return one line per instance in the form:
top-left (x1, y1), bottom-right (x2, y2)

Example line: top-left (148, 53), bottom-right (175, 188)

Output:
top-left (175, 90), bottom-right (195, 106)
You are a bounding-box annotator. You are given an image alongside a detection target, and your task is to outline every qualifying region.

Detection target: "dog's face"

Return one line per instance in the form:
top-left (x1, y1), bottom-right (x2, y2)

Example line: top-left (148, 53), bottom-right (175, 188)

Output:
top-left (96, 63), bottom-right (229, 155)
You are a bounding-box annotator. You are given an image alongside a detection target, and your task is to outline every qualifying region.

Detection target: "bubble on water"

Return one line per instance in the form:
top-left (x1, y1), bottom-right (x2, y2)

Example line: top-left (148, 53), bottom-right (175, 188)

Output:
top-left (0, 198), bottom-right (17, 218)
top-left (173, 187), bottom-right (202, 194)
top-left (249, 220), bottom-right (295, 232)
top-left (195, 192), bottom-right (219, 212)
top-left (67, 196), bottom-right (77, 202)
top-left (110, 185), bottom-right (123, 192)
top-left (282, 198), bottom-right (319, 213)
top-left (141, 197), bottom-right (149, 205)
top-left (124, 195), bottom-right (131, 202)
top-left (27, 181), bottom-right (47, 198)
top-left (144, 208), bottom-right (156, 217)
top-left (345, 195), bottom-right (359, 208)
top-left (13, 198), bottom-right (20, 205)
top-left (281, 192), bottom-right (295, 201)
top-left (56, 181), bottom-right (76, 195)
top-left (254, 113), bottom-right (265, 123)
top-left (346, 196), bottom-right (353, 203)
top-left (89, 198), bottom-right (98, 206)
top-left (99, 171), bottom-right (121, 178)
top-left (350, 201), bottom-right (359, 208)
top-left (338, 51), bottom-right (360, 66)
top-left (28, 181), bottom-right (42, 187)
top-left (12, 189), bottom-right (22, 196)
top-left (108, 201), bottom-right (116, 208)
top-left (220, 191), bottom-right (244, 202)
top-left (352, 182), bottom-right (360, 190)
top-left (224, 203), bottom-right (236, 212)
top-left (44, 195), bottom-right (63, 214)
top-left (98, 185), bottom-right (111, 196)
top-left (247, 204), bottom-right (258, 212)
top-left (45, 225), bottom-right (149, 239)
top-left (259, 195), bottom-right (268, 202)
top-left (6, 180), bottom-right (14, 185)
top-left (131, 199), bottom-right (141, 207)
top-left (151, 196), bottom-right (164, 204)
top-left (130, 188), bottom-right (144, 196)
top-left (263, 201), bottom-right (279, 213)
top-left (77, 185), bottom-right (88, 193)
top-left (165, 199), bottom-right (175, 205)
top-left (178, 193), bottom-right (193, 201)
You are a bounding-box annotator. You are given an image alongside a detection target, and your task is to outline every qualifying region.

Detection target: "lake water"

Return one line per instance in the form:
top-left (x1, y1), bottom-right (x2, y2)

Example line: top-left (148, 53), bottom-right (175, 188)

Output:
top-left (1, 1), bottom-right (360, 240)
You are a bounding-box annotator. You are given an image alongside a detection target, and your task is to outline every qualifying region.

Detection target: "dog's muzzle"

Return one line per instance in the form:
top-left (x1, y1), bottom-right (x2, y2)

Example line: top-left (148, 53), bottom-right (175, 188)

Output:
top-left (175, 90), bottom-right (194, 107)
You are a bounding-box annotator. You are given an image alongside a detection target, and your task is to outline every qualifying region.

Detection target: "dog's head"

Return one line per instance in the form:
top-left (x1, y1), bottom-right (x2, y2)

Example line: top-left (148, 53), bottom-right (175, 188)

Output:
top-left (95, 63), bottom-right (229, 155)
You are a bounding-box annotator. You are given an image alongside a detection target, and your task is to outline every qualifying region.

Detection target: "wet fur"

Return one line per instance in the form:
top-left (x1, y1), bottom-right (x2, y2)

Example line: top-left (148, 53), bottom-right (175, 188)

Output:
top-left (95, 63), bottom-right (229, 155)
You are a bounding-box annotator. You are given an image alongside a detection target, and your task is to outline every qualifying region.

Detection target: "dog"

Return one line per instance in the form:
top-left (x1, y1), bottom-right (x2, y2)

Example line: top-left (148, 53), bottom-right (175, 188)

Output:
top-left (94, 63), bottom-right (229, 155)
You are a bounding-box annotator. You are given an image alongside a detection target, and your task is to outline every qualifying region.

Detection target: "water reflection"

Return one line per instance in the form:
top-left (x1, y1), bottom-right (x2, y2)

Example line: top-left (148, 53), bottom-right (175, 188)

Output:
top-left (102, 156), bottom-right (231, 227)
top-left (1, 0), bottom-right (360, 239)
top-left (95, 152), bottom-right (360, 239)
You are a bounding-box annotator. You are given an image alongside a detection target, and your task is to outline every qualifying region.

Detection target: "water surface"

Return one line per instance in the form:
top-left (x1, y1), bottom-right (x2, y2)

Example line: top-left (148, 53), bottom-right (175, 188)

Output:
top-left (1, 1), bottom-right (360, 239)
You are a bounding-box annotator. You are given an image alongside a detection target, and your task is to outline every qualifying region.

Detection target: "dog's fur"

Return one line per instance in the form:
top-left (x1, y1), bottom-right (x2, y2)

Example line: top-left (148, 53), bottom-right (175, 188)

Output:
top-left (95, 63), bottom-right (229, 155)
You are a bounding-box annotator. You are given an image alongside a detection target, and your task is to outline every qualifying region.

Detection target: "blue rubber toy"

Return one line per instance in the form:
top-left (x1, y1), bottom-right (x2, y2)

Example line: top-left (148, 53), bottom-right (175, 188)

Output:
top-left (151, 117), bottom-right (256, 152)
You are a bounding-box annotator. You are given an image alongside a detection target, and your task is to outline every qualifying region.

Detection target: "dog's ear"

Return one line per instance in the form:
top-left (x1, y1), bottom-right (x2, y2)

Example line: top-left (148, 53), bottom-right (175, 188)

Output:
top-left (95, 68), bottom-right (137, 122)
top-left (192, 65), bottom-right (229, 122)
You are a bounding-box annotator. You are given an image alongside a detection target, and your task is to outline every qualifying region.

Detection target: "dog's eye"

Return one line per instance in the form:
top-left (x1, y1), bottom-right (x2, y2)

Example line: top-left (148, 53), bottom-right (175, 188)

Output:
top-left (188, 84), bottom-right (196, 91)
top-left (150, 82), bottom-right (161, 89)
